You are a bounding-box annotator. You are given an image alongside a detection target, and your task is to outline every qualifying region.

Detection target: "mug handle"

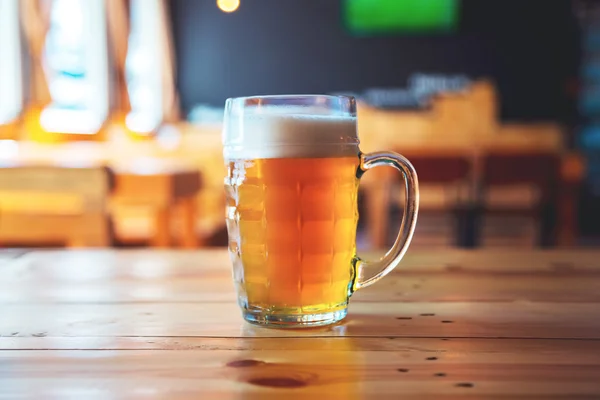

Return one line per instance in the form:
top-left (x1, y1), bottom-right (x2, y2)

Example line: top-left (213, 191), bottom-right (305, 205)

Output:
top-left (352, 151), bottom-right (419, 292)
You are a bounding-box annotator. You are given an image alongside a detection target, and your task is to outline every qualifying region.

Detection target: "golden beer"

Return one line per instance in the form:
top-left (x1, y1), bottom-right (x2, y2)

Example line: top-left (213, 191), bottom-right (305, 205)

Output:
top-left (223, 95), bottom-right (419, 328)
top-left (225, 156), bottom-right (360, 315)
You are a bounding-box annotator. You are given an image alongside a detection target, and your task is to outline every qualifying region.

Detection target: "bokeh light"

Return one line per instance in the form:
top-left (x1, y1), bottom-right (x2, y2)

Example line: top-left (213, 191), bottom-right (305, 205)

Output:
top-left (217, 0), bottom-right (239, 13)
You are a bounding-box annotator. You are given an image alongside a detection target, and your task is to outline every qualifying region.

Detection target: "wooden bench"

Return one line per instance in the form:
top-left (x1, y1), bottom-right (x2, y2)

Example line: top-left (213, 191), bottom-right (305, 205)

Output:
top-left (0, 163), bottom-right (114, 247)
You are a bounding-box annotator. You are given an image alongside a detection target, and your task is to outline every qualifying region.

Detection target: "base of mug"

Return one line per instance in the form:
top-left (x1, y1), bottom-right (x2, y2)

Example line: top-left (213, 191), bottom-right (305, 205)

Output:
top-left (242, 307), bottom-right (348, 328)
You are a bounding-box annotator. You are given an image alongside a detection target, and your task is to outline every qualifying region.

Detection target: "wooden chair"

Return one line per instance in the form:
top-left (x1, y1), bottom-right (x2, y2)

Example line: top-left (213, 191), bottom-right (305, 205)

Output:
top-left (364, 152), bottom-right (475, 249)
top-left (476, 152), bottom-right (561, 247)
top-left (0, 164), bottom-right (114, 247)
top-left (110, 162), bottom-right (203, 248)
top-left (11, 142), bottom-right (205, 248)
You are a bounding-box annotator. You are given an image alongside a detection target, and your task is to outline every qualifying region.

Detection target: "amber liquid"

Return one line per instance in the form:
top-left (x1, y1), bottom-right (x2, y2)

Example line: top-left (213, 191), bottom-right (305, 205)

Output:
top-left (225, 156), bottom-right (360, 315)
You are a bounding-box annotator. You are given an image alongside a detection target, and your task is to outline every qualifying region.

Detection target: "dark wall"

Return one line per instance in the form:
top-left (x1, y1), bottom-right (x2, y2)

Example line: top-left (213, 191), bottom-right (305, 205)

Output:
top-left (170, 0), bottom-right (580, 122)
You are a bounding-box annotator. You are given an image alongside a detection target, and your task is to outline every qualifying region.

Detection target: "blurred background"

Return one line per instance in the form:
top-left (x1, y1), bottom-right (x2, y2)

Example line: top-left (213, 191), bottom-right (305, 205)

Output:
top-left (0, 0), bottom-right (597, 250)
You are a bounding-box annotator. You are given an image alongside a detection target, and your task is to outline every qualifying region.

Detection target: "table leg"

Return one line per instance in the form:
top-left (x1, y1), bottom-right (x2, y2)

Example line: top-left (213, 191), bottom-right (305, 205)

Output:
top-left (557, 183), bottom-right (578, 247)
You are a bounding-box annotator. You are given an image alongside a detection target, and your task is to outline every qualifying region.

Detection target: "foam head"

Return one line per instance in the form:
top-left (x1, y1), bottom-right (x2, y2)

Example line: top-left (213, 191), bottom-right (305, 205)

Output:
top-left (222, 97), bottom-right (359, 160)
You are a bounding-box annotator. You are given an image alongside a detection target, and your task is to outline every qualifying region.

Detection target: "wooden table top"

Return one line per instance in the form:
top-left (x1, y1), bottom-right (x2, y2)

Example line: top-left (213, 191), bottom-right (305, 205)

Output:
top-left (1, 248), bottom-right (599, 398)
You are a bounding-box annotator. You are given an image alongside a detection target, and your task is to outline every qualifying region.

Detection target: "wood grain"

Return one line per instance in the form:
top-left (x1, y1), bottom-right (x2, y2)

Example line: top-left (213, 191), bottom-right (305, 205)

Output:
top-left (2, 257), bottom-right (600, 302)
top-left (3, 248), bottom-right (598, 275)
top-left (1, 341), bottom-right (599, 398)
top-left (1, 249), bottom-right (599, 398)
top-left (0, 335), bottom-right (598, 352)
top-left (2, 301), bottom-right (600, 339)
top-left (1, 249), bottom-right (599, 304)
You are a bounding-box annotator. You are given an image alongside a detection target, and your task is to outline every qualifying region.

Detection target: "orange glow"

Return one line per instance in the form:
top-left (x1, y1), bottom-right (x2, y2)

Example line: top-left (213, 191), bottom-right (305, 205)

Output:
top-left (217, 0), bottom-right (239, 13)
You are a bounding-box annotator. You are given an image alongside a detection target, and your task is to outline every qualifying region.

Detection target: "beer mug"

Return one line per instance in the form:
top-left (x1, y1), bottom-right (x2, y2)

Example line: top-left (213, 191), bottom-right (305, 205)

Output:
top-left (223, 95), bottom-right (419, 328)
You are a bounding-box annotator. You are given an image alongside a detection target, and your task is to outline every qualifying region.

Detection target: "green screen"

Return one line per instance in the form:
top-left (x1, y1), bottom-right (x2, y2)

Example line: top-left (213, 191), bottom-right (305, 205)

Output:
top-left (344, 0), bottom-right (459, 34)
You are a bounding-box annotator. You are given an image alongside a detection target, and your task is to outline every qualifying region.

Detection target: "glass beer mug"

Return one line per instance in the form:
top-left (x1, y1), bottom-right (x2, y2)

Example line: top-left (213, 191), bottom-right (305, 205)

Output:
top-left (223, 95), bottom-right (419, 328)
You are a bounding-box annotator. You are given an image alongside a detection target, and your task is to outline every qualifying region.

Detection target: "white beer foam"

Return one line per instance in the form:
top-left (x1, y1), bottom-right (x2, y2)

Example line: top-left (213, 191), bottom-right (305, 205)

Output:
top-left (223, 108), bottom-right (359, 160)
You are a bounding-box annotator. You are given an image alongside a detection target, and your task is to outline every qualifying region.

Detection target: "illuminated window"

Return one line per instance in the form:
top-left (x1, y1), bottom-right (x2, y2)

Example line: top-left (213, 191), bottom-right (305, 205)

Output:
top-left (0, 0), bottom-right (24, 126)
top-left (41, 0), bottom-right (109, 134)
top-left (125, 0), bottom-right (164, 134)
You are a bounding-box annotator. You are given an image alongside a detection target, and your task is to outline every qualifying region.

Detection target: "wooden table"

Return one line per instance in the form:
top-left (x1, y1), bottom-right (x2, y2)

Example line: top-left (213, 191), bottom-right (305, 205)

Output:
top-left (1, 249), bottom-right (599, 398)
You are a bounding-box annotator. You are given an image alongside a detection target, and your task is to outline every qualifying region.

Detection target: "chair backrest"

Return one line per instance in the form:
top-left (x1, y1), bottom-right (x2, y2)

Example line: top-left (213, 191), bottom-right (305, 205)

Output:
top-left (392, 153), bottom-right (476, 248)
top-left (0, 164), bottom-right (113, 214)
top-left (481, 152), bottom-right (560, 202)
top-left (478, 152), bottom-right (562, 248)
top-left (0, 164), bottom-right (114, 247)
top-left (406, 154), bottom-right (472, 184)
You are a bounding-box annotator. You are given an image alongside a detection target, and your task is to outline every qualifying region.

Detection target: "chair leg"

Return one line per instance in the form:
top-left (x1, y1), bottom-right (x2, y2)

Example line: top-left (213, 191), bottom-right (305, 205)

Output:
top-left (540, 203), bottom-right (557, 248)
top-left (557, 185), bottom-right (579, 247)
top-left (179, 196), bottom-right (199, 248)
top-left (365, 179), bottom-right (393, 250)
top-left (152, 206), bottom-right (171, 248)
top-left (454, 204), bottom-right (479, 248)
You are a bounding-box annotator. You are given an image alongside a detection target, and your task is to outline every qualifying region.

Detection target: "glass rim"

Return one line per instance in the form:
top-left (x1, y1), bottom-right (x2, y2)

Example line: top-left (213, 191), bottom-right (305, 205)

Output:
top-left (224, 94), bottom-right (357, 117)
top-left (225, 94), bottom-right (356, 103)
